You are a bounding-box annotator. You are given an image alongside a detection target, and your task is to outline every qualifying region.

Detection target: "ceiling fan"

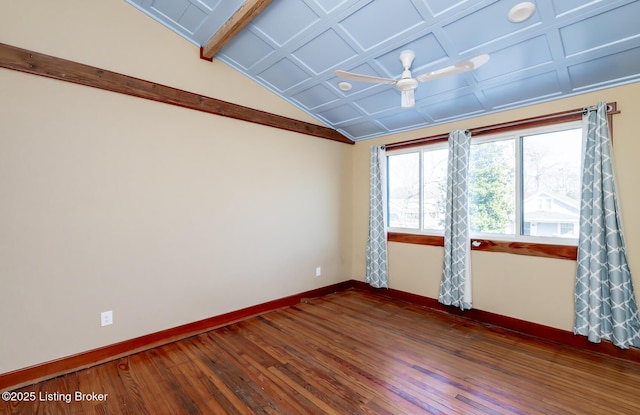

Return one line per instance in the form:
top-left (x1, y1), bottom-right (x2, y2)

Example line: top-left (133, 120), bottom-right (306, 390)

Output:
top-left (335, 50), bottom-right (490, 108)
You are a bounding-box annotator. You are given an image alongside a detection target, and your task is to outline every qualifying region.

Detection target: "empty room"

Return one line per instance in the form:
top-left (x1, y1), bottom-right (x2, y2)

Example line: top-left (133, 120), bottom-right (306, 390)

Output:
top-left (2, 0), bottom-right (640, 414)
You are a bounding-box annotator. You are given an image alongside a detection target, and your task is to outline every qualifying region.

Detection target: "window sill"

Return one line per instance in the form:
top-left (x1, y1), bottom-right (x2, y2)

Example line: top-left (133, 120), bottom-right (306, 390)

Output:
top-left (387, 232), bottom-right (577, 260)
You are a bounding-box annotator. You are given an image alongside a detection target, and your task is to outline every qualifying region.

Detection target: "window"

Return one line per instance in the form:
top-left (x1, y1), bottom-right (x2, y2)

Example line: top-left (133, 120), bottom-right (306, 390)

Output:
top-left (387, 121), bottom-right (582, 247)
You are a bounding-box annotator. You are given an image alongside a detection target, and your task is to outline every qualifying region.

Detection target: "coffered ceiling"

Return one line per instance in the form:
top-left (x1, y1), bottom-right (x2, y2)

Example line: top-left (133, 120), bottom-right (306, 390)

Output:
top-left (127, 0), bottom-right (640, 141)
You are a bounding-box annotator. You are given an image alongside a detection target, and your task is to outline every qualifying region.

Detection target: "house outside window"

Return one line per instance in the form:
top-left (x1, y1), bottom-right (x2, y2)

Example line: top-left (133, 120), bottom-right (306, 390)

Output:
top-left (387, 121), bottom-right (582, 246)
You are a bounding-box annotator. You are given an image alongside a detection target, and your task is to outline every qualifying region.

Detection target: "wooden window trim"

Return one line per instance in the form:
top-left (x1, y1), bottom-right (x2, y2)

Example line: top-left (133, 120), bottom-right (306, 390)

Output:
top-left (386, 103), bottom-right (619, 261)
top-left (385, 102), bottom-right (618, 151)
top-left (387, 232), bottom-right (577, 260)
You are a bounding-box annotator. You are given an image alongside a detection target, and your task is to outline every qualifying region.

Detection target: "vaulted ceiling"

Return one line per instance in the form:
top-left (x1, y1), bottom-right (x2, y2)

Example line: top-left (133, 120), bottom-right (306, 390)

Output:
top-left (127, 0), bottom-right (640, 141)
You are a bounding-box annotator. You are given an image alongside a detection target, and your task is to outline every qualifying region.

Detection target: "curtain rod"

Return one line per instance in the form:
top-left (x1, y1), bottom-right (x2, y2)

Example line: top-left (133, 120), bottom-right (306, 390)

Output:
top-left (584, 103), bottom-right (614, 112)
top-left (385, 102), bottom-right (618, 150)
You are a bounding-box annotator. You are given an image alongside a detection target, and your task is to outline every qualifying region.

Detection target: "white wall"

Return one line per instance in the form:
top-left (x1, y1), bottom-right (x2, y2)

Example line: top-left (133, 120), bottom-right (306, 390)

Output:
top-left (0, 0), bottom-right (352, 374)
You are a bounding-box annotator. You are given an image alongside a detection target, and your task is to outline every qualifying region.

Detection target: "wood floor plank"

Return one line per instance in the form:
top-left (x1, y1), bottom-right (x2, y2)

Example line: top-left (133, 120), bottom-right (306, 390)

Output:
top-left (2, 290), bottom-right (640, 414)
top-left (238, 320), bottom-right (375, 414)
top-left (256, 309), bottom-right (477, 414)
top-left (281, 302), bottom-right (506, 413)
top-left (178, 335), bottom-right (256, 415)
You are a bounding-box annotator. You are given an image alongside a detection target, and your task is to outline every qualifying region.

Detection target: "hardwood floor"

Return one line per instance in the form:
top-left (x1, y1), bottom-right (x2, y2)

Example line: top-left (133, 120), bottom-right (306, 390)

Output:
top-left (2, 289), bottom-right (640, 414)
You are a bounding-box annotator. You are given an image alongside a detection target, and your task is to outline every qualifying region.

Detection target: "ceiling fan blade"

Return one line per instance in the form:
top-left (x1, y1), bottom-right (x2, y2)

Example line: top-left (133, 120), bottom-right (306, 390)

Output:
top-left (415, 54), bottom-right (490, 82)
top-left (334, 70), bottom-right (396, 85)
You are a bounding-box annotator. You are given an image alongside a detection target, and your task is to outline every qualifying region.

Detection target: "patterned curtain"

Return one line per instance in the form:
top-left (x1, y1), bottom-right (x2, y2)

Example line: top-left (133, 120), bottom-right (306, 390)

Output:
top-left (574, 101), bottom-right (640, 348)
top-left (366, 145), bottom-right (388, 288)
top-left (439, 130), bottom-right (472, 310)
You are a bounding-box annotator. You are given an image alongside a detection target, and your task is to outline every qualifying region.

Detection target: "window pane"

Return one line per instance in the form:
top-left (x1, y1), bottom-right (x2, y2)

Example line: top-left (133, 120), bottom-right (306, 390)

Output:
top-left (388, 152), bottom-right (420, 229)
top-left (469, 139), bottom-right (516, 234)
top-left (422, 148), bottom-right (448, 231)
top-left (522, 128), bottom-right (581, 238)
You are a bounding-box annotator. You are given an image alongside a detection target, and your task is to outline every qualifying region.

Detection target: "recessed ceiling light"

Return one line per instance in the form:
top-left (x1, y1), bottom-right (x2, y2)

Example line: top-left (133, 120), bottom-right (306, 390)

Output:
top-left (508, 2), bottom-right (536, 23)
top-left (338, 81), bottom-right (352, 91)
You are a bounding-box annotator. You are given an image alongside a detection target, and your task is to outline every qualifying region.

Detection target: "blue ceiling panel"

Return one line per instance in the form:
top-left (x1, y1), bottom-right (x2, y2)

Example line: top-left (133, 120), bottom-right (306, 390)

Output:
top-left (128, 0), bottom-right (640, 141)
top-left (292, 29), bottom-right (357, 74)
top-left (319, 104), bottom-right (363, 124)
top-left (560, 2), bottom-right (640, 57)
top-left (422, 72), bottom-right (471, 98)
top-left (257, 58), bottom-right (310, 92)
top-left (378, 111), bottom-right (429, 131)
top-left (475, 36), bottom-right (553, 81)
top-left (198, 0), bottom-right (220, 7)
top-left (339, 120), bottom-right (385, 138)
top-left (484, 71), bottom-right (561, 108)
top-left (149, 0), bottom-right (191, 22)
top-left (292, 84), bottom-right (340, 110)
top-left (220, 30), bottom-right (275, 70)
top-left (313, 0), bottom-right (350, 14)
top-left (568, 47), bottom-right (640, 90)
top-left (251, 0), bottom-right (320, 47)
top-left (423, 94), bottom-right (484, 121)
top-left (551, 0), bottom-right (604, 17)
top-left (355, 89), bottom-right (401, 115)
top-left (179, 6), bottom-right (208, 34)
top-left (443, 1), bottom-right (542, 53)
top-left (339, 0), bottom-right (425, 50)
top-left (127, 0), bottom-right (245, 45)
top-left (423, 0), bottom-right (482, 17)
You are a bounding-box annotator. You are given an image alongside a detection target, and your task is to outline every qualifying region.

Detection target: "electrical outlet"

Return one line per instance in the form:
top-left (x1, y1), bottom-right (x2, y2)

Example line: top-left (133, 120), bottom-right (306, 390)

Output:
top-left (315, 267), bottom-right (322, 277)
top-left (101, 310), bottom-right (113, 327)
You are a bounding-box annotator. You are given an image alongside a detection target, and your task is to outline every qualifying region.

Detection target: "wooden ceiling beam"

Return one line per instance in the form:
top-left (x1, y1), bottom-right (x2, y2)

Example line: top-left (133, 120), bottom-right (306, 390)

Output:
top-left (200, 0), bottom-right (272, 61)
top-left (0, 43), bottom-right (353, 144)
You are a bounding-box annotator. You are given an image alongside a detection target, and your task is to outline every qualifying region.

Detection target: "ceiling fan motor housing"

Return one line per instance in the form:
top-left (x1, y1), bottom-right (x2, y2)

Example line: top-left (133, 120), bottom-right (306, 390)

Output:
top-left (399, 49), bottom-right (416, 69)
top-left (396, 77), bottom-right (418, 91)
top-left (397, 50), bottom-right (418, 91)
